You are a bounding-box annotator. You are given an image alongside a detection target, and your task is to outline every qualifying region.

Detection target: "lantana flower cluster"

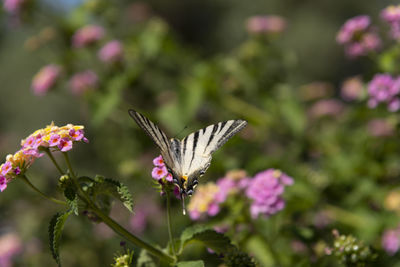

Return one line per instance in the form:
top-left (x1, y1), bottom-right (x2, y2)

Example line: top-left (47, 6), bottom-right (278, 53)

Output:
top-left (336, 15), bottom-right (381, 58)
top-left (367, 73), bottom-right (400, 112)
top-left (0, 123), bottom-right (88, 192)
top-left (186, 168), bottom-right (293, 220)
top-left (381, 5), bottom-right (400, 40)
top-left (151, 155), bottom-right (173, 182)
top-left (382, 226), bottom-right (400, 255)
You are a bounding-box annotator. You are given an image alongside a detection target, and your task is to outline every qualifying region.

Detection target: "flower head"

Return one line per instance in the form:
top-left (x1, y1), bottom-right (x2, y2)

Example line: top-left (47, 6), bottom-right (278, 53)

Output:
top-left (187, 182), bottom-right (221, 220)
top-left (341, 76), bottom-right (364, 101)
top-left (72, 25), bottom-right (105, 48)
top-left (381, 5), bottom-right (400, 40)
top-left (3, 0), bottom-right (25, 14)
top-left (0, 176), bottom-right (7, 192)
top-left (367, 74), bottom-right (400, 111)
top-left (151, 166), bottom-right (168, 180)
top-left (382, 229), bottom-right (400, 255)
top-left (31, 64), bottom-right (62, 96)
top-left (152, 155), bottom-right (164, 167)
top-left (246, 15), bottom-right (286, 35)
top-left (308, 99), bottom-right (344, 119)
top-left (246, 169), bottom-right (293, 219)
top-left (0, 233), bottom-right (22, 267)
top-left (98, 40), bottom-right (123, 63)
top-left (69, 70), bottom-right (98, 95)
top-left (336, 15), bottom-right (381, 58)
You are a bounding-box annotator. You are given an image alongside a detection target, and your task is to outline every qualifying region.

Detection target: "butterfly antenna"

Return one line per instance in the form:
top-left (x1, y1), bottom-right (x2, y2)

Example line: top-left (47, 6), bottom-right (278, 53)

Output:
top-left (181, 194), bottom-right (186, 215)
top-left (174, 126), bottom-right (188, 139)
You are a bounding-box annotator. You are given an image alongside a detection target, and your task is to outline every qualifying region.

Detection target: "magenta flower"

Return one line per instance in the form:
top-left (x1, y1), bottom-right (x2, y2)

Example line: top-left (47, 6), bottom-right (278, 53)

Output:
top-left (72, 25), bottom-right (105, 48)
top-left (246, 15), bottom-right (286, 35)
top-left (48, 134), bottom-right (61, 147)
top-left (1, 161), bottom-right (12, 176)
top-left (246, 169), bottom-right (293, 219)
top-left (336, 15), bottom-right (381, 58)
top-left (58, 138), bottom-right (73, 152)
top-left (31, 64), bottom-right (61, 96)
top-left (3, 0), bottom-right (25, 14)
top-left (381, 5), bottom-right (400, 40)
top-left (382, 229), bottom-right (400, 255)
top-left (151, 166), bottom-right (168, 180)
top-left (0, 176), bottom-right (7, 192)
top-left (152, 155), bottom-right (164, 167)
top-left (98, 40), bottom-right (123, 63)
top-left (367, 74), bottom-right (400, 111)
top-left (69, 70), bottom-right (98, 95)
top-left (69, 129), bottom-right (84, 141)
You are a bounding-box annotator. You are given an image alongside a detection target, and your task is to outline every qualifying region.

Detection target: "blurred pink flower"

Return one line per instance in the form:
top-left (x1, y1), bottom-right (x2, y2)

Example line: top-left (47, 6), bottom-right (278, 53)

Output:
top-left (246, 15), bottom-right (286, 34)
top-left (381, 5), bottom-right (400, 39)
top-left (98, 40), bottom-right (123, 63)
top-left (3, 0), bottom-right (25, 14)
top-left (69, 70), bottom-right (98, 95)
top-left (31, 64), bottom-right (61, 96)
top-left (0, 233), bottom-right (22, 267)
top-left (367, 119), bottom-right (394, 137)
top-left (130, 197), bottom-right (162, 234)
top-left (308, 99), bottom-right (344, 118)
top-left (367, 74), bottom-right (400, 112)
top-left (341, 76), bottom-right (364, 101)
top-left (336, 15), bottom-right (381, 58)
top-left (382, 229), bottom-right (400, 255)
top-left (72, 25), bottom-right (105, 48)
top-left (246, 169), bottom-right (293, 219)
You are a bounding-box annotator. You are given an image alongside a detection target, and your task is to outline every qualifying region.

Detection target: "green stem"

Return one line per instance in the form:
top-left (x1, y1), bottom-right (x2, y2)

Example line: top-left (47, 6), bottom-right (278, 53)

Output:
top-left (62, 152), bottom-right (175, 263)
top-left (166, 190), bottom-right (176, 256)
top-left (44, 149), bottom-right (64, 175)
top-left (19, 175), bottom-right (67, 206)
top-left (90, 204), bottom-right (175, 263)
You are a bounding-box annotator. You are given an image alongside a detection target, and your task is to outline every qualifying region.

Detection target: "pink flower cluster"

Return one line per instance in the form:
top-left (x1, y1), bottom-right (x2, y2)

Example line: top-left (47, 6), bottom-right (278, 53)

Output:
top-left (382, 227), bottom-right (400, 255)
top-left (246, 169), bottom-right (293, 219)
top-left (151, 155), bottom-right (172, 182)
top-left (72, 25), bottom-right (105, 48)
top-left (3, 0), bottom-right (25, 14)
top-left (0, 233), bottom-right (22, 267)
top-left (381, 5), bottom-right (400, 40)
top-left (367, 74), bottom-right (400, 112)
top-left (98, 40), bottom-right (124, 63)
top-left (246, 15), bottom-right (286, 35)
top-left (340, 76), bottom-right (364, 101)
top-left (0, 123), bottom-right (88, 192)
top-left (336, 15), bottom-right (381, 58)
top-left (31, 64), bottom-right (62, 96)
top-left (187, 169), bottom-right (292, 220)
top-left (69, 70), bottom-right (98, 95)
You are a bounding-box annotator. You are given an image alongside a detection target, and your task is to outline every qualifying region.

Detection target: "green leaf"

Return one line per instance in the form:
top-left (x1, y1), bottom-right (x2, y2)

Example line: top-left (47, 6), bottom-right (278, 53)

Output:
top-left (64, 186), bottom-right (78, 215)
top-left (48, 211), bottom-right (71, 266)
top-left (176, 261), bottom-right (205, 267)
top-left (180, 225), bottom-right (234, 254)
top-left (136, 249), bottom-right (158, 267)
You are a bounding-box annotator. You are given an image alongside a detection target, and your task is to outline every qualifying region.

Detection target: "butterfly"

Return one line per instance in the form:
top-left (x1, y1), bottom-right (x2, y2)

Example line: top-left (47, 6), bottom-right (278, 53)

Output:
top-left (128, 109), bottom-right (247, 213)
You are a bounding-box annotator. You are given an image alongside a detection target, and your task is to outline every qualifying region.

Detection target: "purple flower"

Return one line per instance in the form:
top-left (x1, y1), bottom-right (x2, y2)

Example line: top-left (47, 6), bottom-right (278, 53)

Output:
top-left (98, 40), bottom-right (123, 63)
top-left (336, 15), bottom-right (381, 58)
top-left (1, 161), bottom-right (12, 176)
top-left (151, 166), bottom-right (168, 180)
top-left (152, 155), bottom-right (164, 167)
top-left (31, 64), bottom-right (62, 96)
top-left (246, 169), bottom-right (293, 219)
top-left (69, 70), bottom-right (98, 95)
top-left (381, 5), bottom-right (400, 39)
top-left (3, 0), bottom-right (25, 14)
top-left (72, 25), bottom-right (105, 48)
top-left (58, 137), bottom-right (73, 152)
top-left (382, 229), bottom-right (400, 255)
top-left (0, 176), bottom-right (7, 192)
top-left (215, 169), bottom-right (251, 203)
top-left (367, 74), bottom-right (400, 112)
top-left (246, 15), bottom-right (286, 35)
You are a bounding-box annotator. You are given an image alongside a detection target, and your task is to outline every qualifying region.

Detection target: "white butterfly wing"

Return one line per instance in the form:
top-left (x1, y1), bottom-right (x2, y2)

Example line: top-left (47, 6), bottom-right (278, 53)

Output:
top-left (128, 109), bottom-right (179, 172)
top-left (180, 120), bottom-right (248, 177)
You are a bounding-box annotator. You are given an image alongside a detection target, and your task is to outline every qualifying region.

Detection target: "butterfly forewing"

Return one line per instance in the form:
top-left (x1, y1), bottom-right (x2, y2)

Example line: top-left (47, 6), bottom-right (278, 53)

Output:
top-left (128, 109), bottom-right (177, 171)
top-left (180, 120), bottom-right (247, 176)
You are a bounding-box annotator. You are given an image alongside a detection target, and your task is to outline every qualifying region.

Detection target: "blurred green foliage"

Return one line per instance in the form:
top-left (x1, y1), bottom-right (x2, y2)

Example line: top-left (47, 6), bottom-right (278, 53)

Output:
top-left (2, 0), bottom-right (400, 266)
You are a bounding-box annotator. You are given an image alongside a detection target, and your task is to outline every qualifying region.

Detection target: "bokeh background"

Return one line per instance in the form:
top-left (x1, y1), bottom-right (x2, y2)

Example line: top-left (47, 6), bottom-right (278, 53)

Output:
top-left (1, 0), bottom-right (400, 266)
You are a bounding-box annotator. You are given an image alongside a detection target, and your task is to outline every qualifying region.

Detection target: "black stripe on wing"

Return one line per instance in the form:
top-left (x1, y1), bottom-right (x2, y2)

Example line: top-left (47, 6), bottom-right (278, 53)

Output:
top-left (210, 120), bottom-right (247, 153)
top-left (128, 109), bottom-right (170, 152)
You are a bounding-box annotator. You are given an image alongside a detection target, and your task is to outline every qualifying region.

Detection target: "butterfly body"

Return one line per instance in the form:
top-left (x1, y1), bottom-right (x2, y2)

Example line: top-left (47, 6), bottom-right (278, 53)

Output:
top-left (128, 109), bottom-right (247, 197)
